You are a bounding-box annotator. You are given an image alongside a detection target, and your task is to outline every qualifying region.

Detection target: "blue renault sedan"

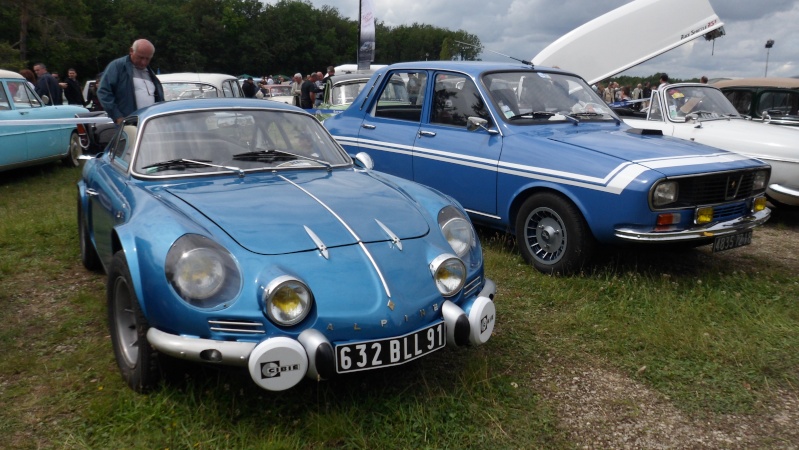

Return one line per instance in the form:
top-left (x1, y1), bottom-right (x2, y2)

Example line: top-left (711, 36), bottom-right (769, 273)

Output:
top-left (323, 62), bottom-right (772, 274)
top-left (78, 98), bottom-right (496, 392)
top-left (0, 69), bottom-right (88, 171)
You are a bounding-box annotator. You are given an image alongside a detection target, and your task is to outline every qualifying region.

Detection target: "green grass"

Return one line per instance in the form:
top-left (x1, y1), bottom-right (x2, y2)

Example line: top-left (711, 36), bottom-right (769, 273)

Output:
top-left (1, 163), bottom-right (797, 448)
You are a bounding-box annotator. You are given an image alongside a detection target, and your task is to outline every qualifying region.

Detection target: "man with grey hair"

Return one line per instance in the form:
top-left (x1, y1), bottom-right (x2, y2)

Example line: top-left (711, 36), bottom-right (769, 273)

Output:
top-left (291, 73), bottom-right (302, 107)
top-left (98, 38), bottom-right (165, 124)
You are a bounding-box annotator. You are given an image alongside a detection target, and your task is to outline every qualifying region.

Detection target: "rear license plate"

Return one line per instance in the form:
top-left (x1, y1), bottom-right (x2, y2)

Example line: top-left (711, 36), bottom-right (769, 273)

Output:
top-left (335, 321), bottom-right (446, 374)
top-left (712, 230), bottom-right (753, 252)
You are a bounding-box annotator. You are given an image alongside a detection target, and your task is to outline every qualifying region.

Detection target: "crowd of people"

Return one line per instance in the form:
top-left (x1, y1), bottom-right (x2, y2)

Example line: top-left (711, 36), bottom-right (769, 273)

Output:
top-left (242, 66), bottom-right (336, 108)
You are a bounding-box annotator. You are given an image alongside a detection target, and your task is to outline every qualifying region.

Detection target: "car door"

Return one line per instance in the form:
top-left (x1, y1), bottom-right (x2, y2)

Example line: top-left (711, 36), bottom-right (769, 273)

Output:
top-left (87, 124), bottom-right (134, 266)
top-left (412, 72), bottom-right (500, 216)
top-left (354, 70), bottom-right (427, 180)
top-left (0, 80), bottom-right (29, 166)
top-left (8, 80), bottom-right (69, 161)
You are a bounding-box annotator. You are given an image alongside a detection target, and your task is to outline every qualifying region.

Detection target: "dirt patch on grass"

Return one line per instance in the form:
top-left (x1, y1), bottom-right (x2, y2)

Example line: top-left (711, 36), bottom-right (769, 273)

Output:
top-left (535, 208), bottom-right (799, 449)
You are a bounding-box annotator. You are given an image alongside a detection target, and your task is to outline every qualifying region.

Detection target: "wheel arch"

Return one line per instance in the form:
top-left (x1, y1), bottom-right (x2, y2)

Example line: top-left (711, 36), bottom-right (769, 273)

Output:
top-left (506, 183), bottom-right (597, 238)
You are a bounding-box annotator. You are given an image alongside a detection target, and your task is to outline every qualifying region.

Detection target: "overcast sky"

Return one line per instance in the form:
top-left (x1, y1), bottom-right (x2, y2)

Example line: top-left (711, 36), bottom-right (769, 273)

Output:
top-left (268, 0), bottom-right (797, 80)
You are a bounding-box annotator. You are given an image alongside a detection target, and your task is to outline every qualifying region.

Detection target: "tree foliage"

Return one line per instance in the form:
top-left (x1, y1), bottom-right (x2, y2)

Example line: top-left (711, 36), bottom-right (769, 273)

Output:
top-left (1, 0), bottom-right (483, 83)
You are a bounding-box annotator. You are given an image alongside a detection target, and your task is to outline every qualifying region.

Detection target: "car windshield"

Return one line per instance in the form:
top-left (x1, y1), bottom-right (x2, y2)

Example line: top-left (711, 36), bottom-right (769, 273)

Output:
top-left (330, 80), bottom-right (367, 106)
top-left (483, 71), bottom-right (616, 122)
top-left (162, 82), bottom-right (219, 100)
top-left (268, 85), bottom-right (292, 96)
top-left (132, 109), bottom-right (351, 177)
top-left (662, 85), bottom-right (743, 121)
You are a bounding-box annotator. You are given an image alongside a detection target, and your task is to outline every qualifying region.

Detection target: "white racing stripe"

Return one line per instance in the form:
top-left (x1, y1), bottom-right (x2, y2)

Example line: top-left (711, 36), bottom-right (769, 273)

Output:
top-left (333, 136), bottom-right (759, 195)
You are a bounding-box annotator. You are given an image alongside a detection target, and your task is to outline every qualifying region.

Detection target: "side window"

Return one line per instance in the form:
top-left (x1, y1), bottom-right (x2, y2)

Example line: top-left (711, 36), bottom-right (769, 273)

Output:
top-left (730, 90), bottom-right (752, 115)
top-left (110, 124), bottom-right (137, 170)
top-left (222, 81), bottom-right (234, 98)
top-left (430, 74), bottom-right (487, 127)
top-left (759, 91), bottom-right (791, 114)
top-left (647, 93), bottom-right (663, 122)
top-left (8, 81), bottom-right (41, 109)
top-left (374, 72), bottom-right (425, 122)
top-left (0, 84), bottom-right (9, 109)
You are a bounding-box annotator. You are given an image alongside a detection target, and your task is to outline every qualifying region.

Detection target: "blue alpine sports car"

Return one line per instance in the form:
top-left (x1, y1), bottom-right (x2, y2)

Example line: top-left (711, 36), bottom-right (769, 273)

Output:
top-left (77, 98), bottom-right (496, 392)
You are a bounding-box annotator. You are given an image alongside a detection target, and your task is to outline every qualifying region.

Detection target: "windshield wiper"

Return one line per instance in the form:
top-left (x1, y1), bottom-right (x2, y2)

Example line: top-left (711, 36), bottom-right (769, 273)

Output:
top-left (508, 111), bottom-right (555, 120)
top-left (142, 158), bottom-right (244, 177)
top-left (233, 149), bottom-right (331, 170)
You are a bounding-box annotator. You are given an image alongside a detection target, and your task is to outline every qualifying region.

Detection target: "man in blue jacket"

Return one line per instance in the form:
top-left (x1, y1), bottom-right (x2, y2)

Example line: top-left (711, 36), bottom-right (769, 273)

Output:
top-left (98, 39), bottom-right (165, 125)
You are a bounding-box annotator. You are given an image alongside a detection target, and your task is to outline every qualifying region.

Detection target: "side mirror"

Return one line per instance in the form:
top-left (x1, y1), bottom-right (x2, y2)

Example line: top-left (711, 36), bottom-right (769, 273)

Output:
top-left (467, 116), bottom-right (496, 133)
top-left (41, 95), bottom-right (50, 105)
top-left (353, 152), bottom-right (374, 170)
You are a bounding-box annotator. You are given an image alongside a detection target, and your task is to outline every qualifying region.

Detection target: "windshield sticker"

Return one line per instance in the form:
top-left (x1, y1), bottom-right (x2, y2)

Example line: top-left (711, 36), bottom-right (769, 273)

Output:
top-left (501, 104), bottom-right (514, 118)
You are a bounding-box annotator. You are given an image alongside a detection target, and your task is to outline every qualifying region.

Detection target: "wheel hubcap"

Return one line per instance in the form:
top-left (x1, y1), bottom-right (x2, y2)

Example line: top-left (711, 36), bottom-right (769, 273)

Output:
top-left (525, 207), bottom-right (567, 264)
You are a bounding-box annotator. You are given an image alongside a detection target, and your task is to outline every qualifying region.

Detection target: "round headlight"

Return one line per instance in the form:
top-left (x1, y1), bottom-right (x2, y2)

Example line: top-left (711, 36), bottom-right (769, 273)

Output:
top-left (430, 254), bottom-right (466, 297)
top-left (173, 248), bottom-right (226, 299)
top-left (166, 234), bottom-right (241, 308)
top-left (438, 206), bottom-right (476, 259)
top-left (265, 276), bottom-right (313, 326)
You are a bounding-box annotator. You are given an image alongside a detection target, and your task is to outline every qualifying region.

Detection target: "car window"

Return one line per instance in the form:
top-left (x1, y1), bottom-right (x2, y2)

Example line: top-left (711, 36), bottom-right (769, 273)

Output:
top-left (724, 90), bottom-right (751, 115)
top-left (8, 81), bottom-right (42, 109)
top-left (222, 81), bottom-right (234, 98)
top-left (647, 93), bottom-right (663, 121)
top-left (430, 74), bottom-right (488, 127)
top-left (0, 83), bottom-right (9, 110)
top-left (162, 82), bottom-right (219, 100)
top-left (373, 72), bottom-right (421, 122)
top-left (132, 110), bottom-right (350, 176)
top-left (759, 91), bottom-right (798, 115)
top-left (331, 81), bottom-right (366, 106)
top-left (110, 124), bottom-right (137, 170)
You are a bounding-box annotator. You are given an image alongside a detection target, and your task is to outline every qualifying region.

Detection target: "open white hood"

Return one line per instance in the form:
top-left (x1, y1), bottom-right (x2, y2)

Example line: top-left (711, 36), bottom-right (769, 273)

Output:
top-left (532, 0), bottom-right (725, 85)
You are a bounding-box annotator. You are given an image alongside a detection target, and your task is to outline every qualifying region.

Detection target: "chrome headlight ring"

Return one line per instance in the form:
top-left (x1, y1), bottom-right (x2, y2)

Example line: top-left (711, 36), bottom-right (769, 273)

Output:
top-left (438, 205), bottom-right (476, 259)
top-left (430, 254), bottom-right (466, 297)
top-left (264, 275), bottom-right (314, 326)
top-left (165, 234), bottom-right (241, 308)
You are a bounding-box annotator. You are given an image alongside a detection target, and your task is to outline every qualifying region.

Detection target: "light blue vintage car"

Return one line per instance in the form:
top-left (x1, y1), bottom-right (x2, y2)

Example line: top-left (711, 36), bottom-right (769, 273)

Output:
top-left (323, 62), bottom-right (773, 274)
top-left (0, 69), bottom-right (88, 171)
top-left (77, 98), bottom-right (496, 392)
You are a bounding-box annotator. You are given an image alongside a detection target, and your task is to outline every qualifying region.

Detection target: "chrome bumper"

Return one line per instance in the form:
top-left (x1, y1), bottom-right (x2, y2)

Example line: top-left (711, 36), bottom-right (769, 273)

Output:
top-left (615, 208), bottom-right (771, 242)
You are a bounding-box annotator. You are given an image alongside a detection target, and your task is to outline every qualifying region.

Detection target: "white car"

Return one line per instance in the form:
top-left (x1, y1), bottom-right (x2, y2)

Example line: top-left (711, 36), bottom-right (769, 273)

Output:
top-left (157, 73), bottom-right (243, 101)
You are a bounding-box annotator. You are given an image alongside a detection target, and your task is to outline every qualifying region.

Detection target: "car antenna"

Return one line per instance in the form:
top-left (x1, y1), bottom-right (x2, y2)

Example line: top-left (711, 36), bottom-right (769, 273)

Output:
top-left (455, 40), bottom-right (534, 68)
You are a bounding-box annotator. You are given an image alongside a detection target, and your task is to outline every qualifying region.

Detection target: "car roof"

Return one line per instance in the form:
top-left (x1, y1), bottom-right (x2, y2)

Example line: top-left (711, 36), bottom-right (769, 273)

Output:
top-left (156, 72), bottom-right (239, 84)
top-left (712, 77), bottom-right (799, 89)
top-left (329, 73), bottom-right (372, 83)
top-left (375, 61), bottom-right (562, 77)
top-left (134, 97), bottom-right (307, 119)
top-left (0, 69), bottom-right (25, 79)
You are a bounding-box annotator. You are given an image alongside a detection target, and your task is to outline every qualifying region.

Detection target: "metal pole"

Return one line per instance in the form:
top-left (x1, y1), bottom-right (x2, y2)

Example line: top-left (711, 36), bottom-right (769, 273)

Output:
top-left (765, 48), bottom-right (770, 77)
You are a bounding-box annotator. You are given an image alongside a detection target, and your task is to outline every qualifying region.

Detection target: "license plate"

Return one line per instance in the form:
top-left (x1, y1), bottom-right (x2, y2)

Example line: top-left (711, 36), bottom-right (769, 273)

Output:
top-left (712, 230), bottom-right (753, 252)
top-left (335, 321), bottom-right (446, 374)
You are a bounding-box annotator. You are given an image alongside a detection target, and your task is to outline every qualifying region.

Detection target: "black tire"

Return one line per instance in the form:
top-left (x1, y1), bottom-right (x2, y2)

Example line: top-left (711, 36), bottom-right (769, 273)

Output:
top-left (515, 192), bottom-right (595, 274)
top-left (108, 251), bottom-right (160, 392)
top-left (62, 132), bottom-right (81, 167)
top-left (77, 195), bottom-right (102, 271)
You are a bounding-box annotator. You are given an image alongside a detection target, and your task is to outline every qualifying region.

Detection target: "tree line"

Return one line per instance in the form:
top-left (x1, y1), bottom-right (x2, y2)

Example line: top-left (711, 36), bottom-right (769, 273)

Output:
top-left (1, 0), bottom-right (482, 83)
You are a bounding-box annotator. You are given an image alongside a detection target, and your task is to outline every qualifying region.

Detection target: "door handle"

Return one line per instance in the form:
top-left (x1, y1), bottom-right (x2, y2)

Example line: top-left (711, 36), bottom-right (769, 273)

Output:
top-left (362, 124), bottom-right (376, 129)
top-left (418, 130), bottom-right (436, 137)
top-left (85, 188), bottom-right (99, 197)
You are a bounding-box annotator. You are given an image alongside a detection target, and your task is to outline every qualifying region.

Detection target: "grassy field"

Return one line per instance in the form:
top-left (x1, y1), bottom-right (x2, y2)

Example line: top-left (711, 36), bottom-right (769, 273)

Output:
top-left (1, 163), bottom-right (797, 449)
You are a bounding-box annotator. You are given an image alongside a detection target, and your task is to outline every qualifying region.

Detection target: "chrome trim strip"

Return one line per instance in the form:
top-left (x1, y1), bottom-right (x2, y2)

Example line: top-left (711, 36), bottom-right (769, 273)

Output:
top-left (279, 175), bottom-right (393, 300)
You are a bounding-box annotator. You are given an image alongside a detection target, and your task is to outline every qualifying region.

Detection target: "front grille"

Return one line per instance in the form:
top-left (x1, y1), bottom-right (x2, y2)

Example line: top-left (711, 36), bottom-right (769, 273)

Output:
top-left (711, 202), bottom-right (749, 222)
top-left (463, 275), bottom-right (483, 298)
top-left (660, 169), bottom-right (765, 209)
top-left (208, 319), bottom-right (265, 334)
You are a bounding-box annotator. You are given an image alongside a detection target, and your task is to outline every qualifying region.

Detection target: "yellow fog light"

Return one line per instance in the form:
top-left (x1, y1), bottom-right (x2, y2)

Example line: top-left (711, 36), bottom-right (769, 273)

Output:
top-left (264, 276), bottom-right (313, 326)
top-left (696, 207), bottom-right (714, 224)
top-left (753, 196), bottom-right (767, 212)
